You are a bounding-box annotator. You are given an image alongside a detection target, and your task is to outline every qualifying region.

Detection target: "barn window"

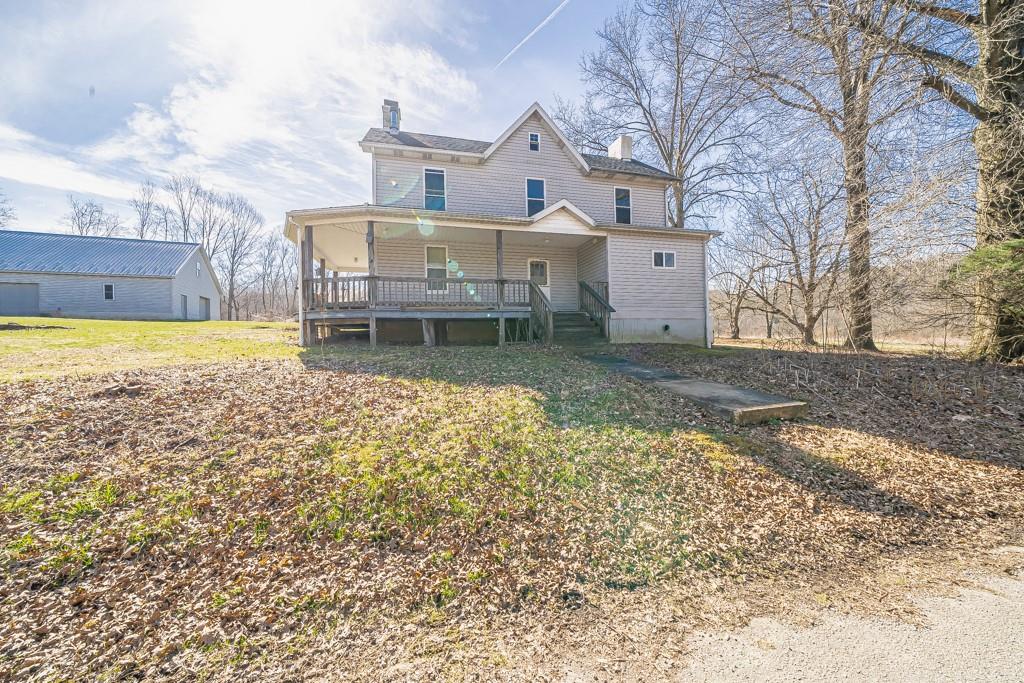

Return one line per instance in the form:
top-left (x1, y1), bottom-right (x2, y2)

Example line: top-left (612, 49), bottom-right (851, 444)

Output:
top-left (103, 284), bottom-right (115, 300)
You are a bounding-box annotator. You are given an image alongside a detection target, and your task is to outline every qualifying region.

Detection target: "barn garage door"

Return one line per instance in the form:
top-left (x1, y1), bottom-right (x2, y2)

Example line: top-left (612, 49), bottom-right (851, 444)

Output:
top-left (0, 283), bottom-right (40, 316)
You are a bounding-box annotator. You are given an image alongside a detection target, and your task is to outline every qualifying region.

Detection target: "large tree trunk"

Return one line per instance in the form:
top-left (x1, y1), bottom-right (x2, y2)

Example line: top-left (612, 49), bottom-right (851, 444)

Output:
top-left (730, 303), bottom-right (742, 339)
top-left (843, 126), bottom-right (877, 351)
top-left (968, 7), bottom-right (1024, 360)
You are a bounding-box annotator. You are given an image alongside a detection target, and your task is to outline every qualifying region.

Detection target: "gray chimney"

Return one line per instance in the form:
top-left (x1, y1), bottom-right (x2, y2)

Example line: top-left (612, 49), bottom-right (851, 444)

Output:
top-left (608, 134), bottom-right (633, 161)
top-left (382, 99), bottom-right (400, 133)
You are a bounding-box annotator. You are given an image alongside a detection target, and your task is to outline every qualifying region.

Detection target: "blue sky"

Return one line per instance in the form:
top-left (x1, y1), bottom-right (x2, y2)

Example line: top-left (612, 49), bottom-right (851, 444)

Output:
top-left (0, 0), bottom-right (621, 232)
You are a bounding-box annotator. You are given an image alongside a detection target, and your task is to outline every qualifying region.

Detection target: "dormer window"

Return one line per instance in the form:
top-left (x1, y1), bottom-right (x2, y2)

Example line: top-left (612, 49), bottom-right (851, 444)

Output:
top-left (390, 110), bottom-right (398, 129)
top-left (528, 132), bottom-right (539, 151)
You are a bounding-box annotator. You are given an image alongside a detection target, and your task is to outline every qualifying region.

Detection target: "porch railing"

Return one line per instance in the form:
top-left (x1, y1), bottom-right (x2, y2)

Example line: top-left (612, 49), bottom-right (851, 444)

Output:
top-left (579, 280), bottom-right (615, 338)
top-left (528, 281), bottom-right (554, 344)
top-left (304, 273), bottom-right (531, 310)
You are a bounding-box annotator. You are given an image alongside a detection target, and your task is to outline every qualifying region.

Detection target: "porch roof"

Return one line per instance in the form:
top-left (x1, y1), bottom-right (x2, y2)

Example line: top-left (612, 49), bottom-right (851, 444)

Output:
top-left (284, 204), bottom-right (719, 241)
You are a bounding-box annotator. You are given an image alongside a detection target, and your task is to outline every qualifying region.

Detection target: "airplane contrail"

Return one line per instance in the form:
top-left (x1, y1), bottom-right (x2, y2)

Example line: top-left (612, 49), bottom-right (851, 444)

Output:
top-left (494, 0), bottom-right (572, 70)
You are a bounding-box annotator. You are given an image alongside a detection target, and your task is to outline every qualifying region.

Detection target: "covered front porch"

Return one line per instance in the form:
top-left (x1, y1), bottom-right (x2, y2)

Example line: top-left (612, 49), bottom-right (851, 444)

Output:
top-left (285, 205), bottom-right (614, 347)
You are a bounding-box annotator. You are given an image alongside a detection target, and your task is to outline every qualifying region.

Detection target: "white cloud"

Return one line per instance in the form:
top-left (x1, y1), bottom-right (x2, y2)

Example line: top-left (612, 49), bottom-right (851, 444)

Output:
top-left (1, 0), bottom-right (481, 226)
top-left (0, 123), bottom-right (136, 199)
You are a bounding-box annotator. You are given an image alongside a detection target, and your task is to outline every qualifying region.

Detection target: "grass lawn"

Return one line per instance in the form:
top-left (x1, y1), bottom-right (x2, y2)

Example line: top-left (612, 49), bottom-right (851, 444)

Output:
top-left (1, 320), bottom-right (1022, 680)
top-left (0, 317), bottom-right (296, 381)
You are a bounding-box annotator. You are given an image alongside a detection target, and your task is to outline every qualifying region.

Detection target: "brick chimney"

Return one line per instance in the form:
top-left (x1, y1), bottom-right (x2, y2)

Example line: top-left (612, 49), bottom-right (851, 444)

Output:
top-left (608, 134), bottom-right (633, 161)
top-left (382, 99), bottom-right (401, 133)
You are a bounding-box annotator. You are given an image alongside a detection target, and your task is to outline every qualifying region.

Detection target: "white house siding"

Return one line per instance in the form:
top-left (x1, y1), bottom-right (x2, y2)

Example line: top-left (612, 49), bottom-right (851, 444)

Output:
top-left (606, 231), bottom-right (709, 344)
top-left (374, 113), bottom-right (668, 227)
top-left (374, 235), bottom-right (579, 311)
top-left (576, 237), bottom-right (608, 284)
top-left (0, 272), bottom-right (173, 319)
top-left (170, 250), bottom-right (222, 320)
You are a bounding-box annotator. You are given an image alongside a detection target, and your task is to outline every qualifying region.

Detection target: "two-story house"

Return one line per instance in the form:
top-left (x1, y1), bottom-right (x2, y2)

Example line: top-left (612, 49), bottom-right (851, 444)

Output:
top-left (285, 100), bottom-right (715, 347)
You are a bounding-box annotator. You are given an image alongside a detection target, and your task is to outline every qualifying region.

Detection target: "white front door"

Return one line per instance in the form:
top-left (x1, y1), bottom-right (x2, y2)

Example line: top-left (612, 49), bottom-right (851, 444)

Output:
top-left (528, 259), bottom-right (550, 301)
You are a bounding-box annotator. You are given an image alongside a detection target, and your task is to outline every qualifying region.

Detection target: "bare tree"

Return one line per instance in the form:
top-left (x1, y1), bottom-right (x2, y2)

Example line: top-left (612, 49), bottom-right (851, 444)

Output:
top-left (726, 0), bottom-right (925, 350)
top-left (63, 195), bottom-right (123, 237)
top-left (709, 236), bottom-right (754, 338)
top-left (216, 194), bottom-right (264, 320)
top-left (861, 2), bottom-right (1024, 359)
top-left (128, 179), bottom-right (159, 240)
top-left (733, 161), bottom-right (847, 345)
top-left (164, 175), bottom-right (201, 242)
top-left (0, 189), bottom-right (14, 228)
top-left (192, 188), bottom-right (232, 261)
top-left (556, 0), bottom-right (755, 229)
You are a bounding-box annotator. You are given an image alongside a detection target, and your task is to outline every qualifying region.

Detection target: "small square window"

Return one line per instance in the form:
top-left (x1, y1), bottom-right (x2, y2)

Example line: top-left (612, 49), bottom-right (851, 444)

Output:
top-left (528, 132), bottom-right (539, 151)
top-left (103, 284), bottom-right (114, 300)
top-left (653, 251), bottom-right (676, 269)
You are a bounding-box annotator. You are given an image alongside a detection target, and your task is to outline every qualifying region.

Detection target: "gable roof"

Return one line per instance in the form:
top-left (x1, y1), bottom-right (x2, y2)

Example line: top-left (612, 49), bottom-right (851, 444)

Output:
top-left (529, 199), bottom-right (596, 227)
top-left (0, 230), bottom-right (203, 278)
top-left (359, 102), bottom-right (678, 182)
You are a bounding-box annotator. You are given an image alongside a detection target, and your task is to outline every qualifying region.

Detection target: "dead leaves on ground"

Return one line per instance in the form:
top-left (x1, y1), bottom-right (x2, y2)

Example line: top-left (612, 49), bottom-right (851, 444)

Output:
top-left (1, 346), bottom-right (1023, 680)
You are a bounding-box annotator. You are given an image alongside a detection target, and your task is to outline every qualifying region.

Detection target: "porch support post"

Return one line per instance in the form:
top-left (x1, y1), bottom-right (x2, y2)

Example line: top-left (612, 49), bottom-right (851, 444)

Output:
top-left (496, 230), bottom-right (505, 347)
top-left (367, 221), bottom-right (377, 348)
top-left (319, 258), bottom-right (326, 312)
top-left (301, 224), bottom-right (315, 346)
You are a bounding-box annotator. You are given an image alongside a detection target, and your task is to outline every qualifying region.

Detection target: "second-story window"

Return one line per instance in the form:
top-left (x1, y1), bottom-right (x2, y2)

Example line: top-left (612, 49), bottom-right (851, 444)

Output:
top-left (424, 168), bottom-right (446, 211)
top-left (529, 132), bottom-right (539, 151)
top-left (526, 178), bottom-right (545, 217)
top-left (615, 187), bottom-right (632, 224)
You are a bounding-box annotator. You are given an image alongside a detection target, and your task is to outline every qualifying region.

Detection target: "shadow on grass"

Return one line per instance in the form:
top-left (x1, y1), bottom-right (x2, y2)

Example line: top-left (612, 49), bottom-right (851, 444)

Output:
top-left (298, 342), bottom-right (926, 521)
top-left (627, 342), bottom-right (1024, 472)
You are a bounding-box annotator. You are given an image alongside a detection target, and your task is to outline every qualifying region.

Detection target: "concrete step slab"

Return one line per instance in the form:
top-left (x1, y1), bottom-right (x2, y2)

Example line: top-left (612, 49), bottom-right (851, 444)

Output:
top-left (584, 355), bottom-right (807, 424)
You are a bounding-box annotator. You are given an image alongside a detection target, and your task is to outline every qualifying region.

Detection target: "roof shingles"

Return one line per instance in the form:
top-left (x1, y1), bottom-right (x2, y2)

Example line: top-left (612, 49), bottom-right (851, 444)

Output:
top-left (360, 128), bottom-right (678, 181)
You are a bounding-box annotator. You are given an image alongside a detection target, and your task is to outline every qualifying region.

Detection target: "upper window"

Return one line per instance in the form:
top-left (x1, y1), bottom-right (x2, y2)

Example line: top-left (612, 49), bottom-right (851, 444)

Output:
top-left (424, 168), bottom-right (446, 211)
top-left (426, 245), bottom-right (449, 291)
top-left (103, 284), bottom-right (114, 300)
top-left (390, 109), bottom-right (399, 128)
top-left (526, 178), bottom-right (545, 217)
top-left (196, 261), bottom-right (201, 277)
top-left (653, 251), bottom-right (676, 269)
top-left (615, 187), bottom-right (632, 224)
top-left (528, 132), bottom-right (539, 151)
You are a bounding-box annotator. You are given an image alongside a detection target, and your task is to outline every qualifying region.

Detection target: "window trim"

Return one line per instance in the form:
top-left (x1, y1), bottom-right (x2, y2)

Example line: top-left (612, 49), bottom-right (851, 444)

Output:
top-left (528, 132), bottom-right (539, 151)
top-left (652, 250), bottom-right (677, 270)
top-left (527, 258), bottom-right (551, 289)
top-left (525, 177), bottom-right (546, 217)
top-left (103, 283), bottom-right (115, 301)
top-left (423, 167), bottom-right (447, 211)
top-left (614, 186), bottom-right (632, 225)
top-left (424, 244), bottom-right (450, 292)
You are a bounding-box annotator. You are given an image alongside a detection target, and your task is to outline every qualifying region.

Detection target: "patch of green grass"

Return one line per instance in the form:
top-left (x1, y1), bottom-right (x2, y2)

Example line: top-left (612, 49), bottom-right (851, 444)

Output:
top-left (4, 532), bottom-right (37, 562)
top-left (0, 317), bottom-right (297, 381)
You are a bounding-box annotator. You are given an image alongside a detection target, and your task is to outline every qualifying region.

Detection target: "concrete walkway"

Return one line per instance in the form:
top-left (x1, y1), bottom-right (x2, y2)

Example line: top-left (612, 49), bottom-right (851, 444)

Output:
top-left (682, 570), bottom-right (1024, 682)
top-left (586, 355), bottom-right (807, 424)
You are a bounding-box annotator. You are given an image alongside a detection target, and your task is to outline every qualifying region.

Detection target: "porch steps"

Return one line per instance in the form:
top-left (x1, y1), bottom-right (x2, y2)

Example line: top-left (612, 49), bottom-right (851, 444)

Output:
top-left (552, 312), bottom-right (606, 347)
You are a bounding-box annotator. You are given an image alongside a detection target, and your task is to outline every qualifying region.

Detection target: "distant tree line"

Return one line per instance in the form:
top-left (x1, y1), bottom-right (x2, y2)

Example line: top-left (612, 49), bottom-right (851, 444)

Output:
top-left (54, 177), bottom-right (295, 321)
